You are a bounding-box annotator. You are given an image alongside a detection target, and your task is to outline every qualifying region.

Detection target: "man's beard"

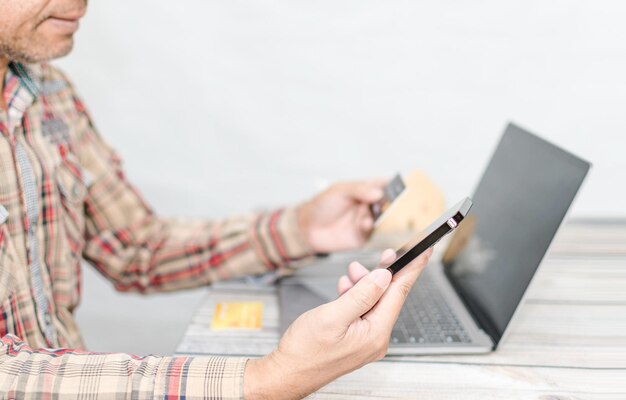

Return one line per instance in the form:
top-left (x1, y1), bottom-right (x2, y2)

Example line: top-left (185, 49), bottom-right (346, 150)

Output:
top-left (0, 35), bottom-right (74, 64)
top-left (0, 0), bottom-right (86, 64)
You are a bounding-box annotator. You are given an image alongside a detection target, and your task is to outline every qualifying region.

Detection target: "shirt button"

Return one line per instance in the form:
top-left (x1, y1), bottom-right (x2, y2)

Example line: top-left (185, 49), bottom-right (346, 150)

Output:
top-left (72, 184), bottom-right (82, 197)
top-left (44, 313), bottom-right (52, 325)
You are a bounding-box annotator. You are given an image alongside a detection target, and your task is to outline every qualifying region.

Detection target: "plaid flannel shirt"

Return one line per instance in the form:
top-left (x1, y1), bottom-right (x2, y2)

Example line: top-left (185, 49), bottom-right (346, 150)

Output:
top-left (0, 62), bottom-right (313, 399)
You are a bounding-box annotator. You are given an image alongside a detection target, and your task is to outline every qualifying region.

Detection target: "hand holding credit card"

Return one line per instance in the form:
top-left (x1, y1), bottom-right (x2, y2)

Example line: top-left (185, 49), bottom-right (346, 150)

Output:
top-left (370, 174), bottom-right (406, 226)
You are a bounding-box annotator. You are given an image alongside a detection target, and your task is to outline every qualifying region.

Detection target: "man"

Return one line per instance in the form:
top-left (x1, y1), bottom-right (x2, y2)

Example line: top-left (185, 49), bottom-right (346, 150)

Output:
top-left (0, 1), bottom-right (432, 398)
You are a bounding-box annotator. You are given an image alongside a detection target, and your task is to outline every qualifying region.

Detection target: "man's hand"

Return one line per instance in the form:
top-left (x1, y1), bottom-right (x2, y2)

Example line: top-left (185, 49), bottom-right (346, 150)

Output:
top-left (297, 180), bottom-right (386, 253)
top-left (244, 248), bottom-right (433, 400)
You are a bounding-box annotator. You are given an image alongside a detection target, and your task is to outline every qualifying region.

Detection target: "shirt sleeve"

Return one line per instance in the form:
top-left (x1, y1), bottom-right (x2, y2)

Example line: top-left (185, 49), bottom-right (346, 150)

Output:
top-left (69, 95), bottom-right (314, 293)
top-left (0, 334), bottom-right (247, 399)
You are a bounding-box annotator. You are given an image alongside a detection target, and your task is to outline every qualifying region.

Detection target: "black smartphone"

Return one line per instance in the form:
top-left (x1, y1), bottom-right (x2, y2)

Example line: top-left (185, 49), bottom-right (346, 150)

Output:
top-left (386, 197), bottom-right (473, 275)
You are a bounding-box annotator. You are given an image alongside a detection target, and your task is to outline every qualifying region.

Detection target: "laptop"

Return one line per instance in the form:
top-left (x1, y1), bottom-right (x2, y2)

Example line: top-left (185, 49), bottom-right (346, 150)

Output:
top-left (278, 122), bottom-right (591, 355)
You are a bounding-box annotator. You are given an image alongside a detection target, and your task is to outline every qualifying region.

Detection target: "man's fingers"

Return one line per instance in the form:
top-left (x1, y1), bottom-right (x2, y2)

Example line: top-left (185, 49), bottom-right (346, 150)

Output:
top-left (364, 249), bottom-right (433, 326)
top-left (337, 181), bottom-right (385, 204)
top-left (332, 268), bottom-right (392, 325)
top-left (356, 204), bottom-right (374, 237)
top-left (360, 215), bottom-right (374, 232)
top-left (348, 261), bottom-right (369, 284)
top-left (337, 275), bottom-right (353, 296)
top-left (379, 249), bottom-right (396, 268)
top-left (339, 247), bottom-right (395, 296)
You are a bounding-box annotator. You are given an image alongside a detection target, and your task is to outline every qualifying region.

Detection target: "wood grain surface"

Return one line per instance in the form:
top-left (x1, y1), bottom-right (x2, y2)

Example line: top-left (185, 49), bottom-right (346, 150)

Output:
top-left (176, 220), bottom-right (626, 399)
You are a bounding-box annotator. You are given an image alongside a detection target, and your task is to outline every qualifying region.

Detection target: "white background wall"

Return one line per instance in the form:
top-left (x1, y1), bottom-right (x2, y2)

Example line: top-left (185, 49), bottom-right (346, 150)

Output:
top-left (56, 1), bottom-right (626, 355)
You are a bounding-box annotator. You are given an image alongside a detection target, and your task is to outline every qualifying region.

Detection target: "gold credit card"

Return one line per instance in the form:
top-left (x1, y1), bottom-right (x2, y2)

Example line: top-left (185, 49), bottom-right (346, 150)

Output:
top-left (211, 302), bottom-right (263, 330)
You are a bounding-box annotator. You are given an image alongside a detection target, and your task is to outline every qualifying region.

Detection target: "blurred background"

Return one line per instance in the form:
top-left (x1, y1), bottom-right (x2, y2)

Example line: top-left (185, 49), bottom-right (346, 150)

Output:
top-left (55, 0), bottom-right (626, 355)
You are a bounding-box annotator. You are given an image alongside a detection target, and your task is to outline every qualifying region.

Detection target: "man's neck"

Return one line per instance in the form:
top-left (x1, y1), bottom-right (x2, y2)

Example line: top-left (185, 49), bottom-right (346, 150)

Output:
top-left (0, 56), bottom-right (9, 110)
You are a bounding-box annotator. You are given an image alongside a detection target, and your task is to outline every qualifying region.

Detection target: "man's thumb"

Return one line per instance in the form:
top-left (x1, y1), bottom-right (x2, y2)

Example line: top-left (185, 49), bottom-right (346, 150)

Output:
top-left (333, 268), bottom-right (392, 325)
top-left (339, 182), bottom-right (384, 203)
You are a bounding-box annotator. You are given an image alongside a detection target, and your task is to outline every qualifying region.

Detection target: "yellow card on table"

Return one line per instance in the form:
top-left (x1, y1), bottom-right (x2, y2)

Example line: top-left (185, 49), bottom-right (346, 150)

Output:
top-left (211, 302), bottom-right (263, 331)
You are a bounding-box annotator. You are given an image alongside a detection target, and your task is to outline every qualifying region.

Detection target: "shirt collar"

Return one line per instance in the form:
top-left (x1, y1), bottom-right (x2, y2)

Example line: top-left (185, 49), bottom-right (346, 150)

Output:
top-left (3, 62), bottom-right (41, 135)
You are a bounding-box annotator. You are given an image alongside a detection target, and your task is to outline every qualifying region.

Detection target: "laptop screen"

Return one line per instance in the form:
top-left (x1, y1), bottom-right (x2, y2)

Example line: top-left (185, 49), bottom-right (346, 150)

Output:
top-left (443, 123), bottom-right (590, 345)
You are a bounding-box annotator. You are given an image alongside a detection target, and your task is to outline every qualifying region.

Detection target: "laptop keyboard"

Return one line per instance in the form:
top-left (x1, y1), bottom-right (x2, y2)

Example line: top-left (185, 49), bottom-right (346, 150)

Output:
top-left (391, 272), bottom-right (472, 345)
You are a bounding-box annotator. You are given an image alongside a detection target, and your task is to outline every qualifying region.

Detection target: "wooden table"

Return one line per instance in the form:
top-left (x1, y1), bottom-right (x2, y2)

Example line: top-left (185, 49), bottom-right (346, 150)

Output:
top-left (176, 220), bottom-right (626, 399)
